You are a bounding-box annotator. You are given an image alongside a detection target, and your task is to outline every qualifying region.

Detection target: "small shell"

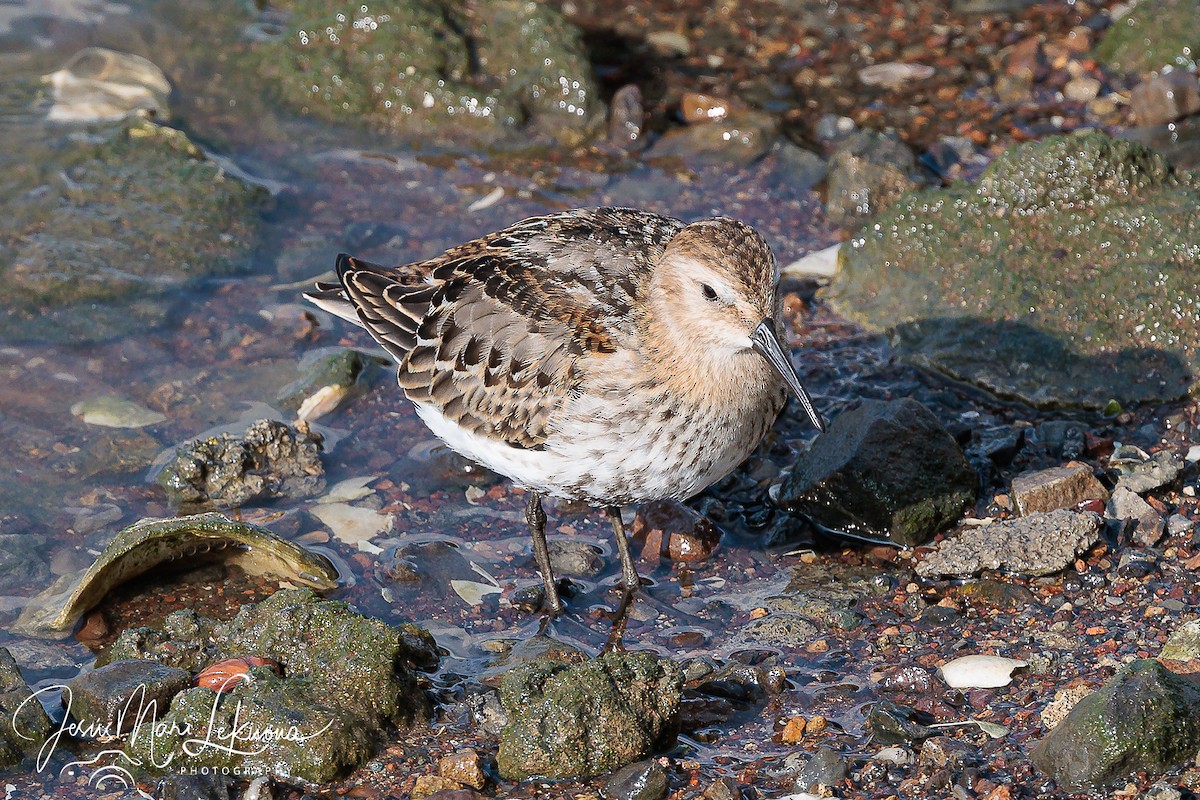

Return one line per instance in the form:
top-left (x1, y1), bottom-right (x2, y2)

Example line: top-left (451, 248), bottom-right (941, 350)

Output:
top-left (938, 655), bottom-right (1028, 689)
top-left (195, 656), bottom-right (282, 693)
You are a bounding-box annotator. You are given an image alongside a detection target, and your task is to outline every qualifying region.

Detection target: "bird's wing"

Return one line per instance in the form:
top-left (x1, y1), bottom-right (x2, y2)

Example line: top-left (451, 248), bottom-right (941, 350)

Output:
top-left (329, 208), bottom-right (684, 449)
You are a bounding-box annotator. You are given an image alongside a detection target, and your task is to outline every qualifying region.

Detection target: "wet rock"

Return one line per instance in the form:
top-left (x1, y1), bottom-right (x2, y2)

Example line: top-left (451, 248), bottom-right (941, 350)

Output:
top-left (0, 118), bottom-right (262, 344)
top-left (439, 748), bottom-right (487, 790)
top-left (957, 579), bottom-right (1038, 609)
top-left (691, 663), bottom-right (774, 703)
top-left (916, 509), bottom-right (1101, 578)
top-left (608, 85), bottom-right (646, 153)
top-left (1094, 0), bottom-right (1200, 74)
top-left (679, 92), bottom-right (731, 124)
top-left (1108, 486), bottom-right (1166, 546)
top-left (497, 651), bottom-right (682, 780)
top-left (602, 759), bottom-right (669, 800)
top-left (1111, 447), bottom-right (1184, 493)
top-left (75, 429), bottom-right (163, 478)
top-left (865, 700), bottom-right (939, 744)
top-left (938, 655), bottom-right (1028, 689)
top-left (794, 745), bottom-right (847, 791)
top-left (735, 614), bottom-right (820, 650)
top-left (1131, 71), bottom-right (1200, 126)
top-left (1064, 75), bottom-right (1102, 103)
top-left (158, 419), bottom-right (325, 509)
top-left (277, 348), bottom-right (379, 421)
top-left (701, 777), bottom-right (741, 800)
top-left (104, 609), bottom-right (218, 670)
top-left (826, 129), bottom-right (925, 223)
top-left (0, 648), bottom-right (53, 767)
top-left (547, 540), bottom-right (605, 577)
top-left (386, 540), bottom-right (480, 598)
top-left (1161, 619), bottom-right (1200, 660)
top-left (1011, 462), bottom-right (1108, 515)
top-left (65, 659), bottom-right (189, 735)
top-left (1036, 421), bottom-right (1087, 460)
top-left (123, 588), bottom-right (430, 782)
top-left (634, 500), bottom-right (721, 563)
top-left (413, 776), bottom-right (467, 798)
top-left (649, 111), bottom-right (779, 167)
top-left (971, 425), bottom-right (1025, 465)
top-left (0, 534), bottom-right (49, 593)
top-left (46, 47), bottom-right (169, 122)
top-left (833, 132), bottom-right (1200, 408)
top-left (774, 141), bottom-right (829, 193)
top-left (918, 736), bottom-right (978, 770)
top-left (260, 0), bottom-right (603, 149)
top-left (778, 399), bottom-right (976, 547)
top-left (72, 396), bottom-right (165, 428)
top-left (1029, 659), bottom-right (1200, 790)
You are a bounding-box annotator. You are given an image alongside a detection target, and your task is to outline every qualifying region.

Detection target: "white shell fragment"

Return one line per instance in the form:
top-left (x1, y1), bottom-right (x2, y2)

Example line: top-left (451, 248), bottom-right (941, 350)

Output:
top-left (317, 475), bottom-right (379, 505)
top-left (46, 47), bottom-right (170, 123)
top-left (71, 396), bottom-right (165, 428)
top-left (938, 655), bottom-right (1029, 689)
top-left (311, 502), bottom-right (393, 553)
top-left (858, 62), bottom-right (936, 88)
top-left (781, 243), bottom-right (841, 279)
top-left (296, 384), bottom-right (350, 422)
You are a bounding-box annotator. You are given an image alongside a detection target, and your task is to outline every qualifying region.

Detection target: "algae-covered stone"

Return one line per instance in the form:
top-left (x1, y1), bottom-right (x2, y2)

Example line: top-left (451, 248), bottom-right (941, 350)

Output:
top-left (497, 651), bottom-right (682, 780)
top-left (259, 0), bottom-right (603, 149)
top-left (833, 132), bottom-right (1200, 408)
top-left (1030, 659), bottom-right (1200, 790)
top-left (1094, 0), bottom-right (1200, 75)
top-left (0, 117), bottom-right (263, 344)
top-left (123, 589), bottom-right (430, 782)
top-left (65, 659), bottom-right (190, 736)
top-left (0, 648), bottom-right (53, 768)
top-left (777, 399), bottom-right (977, 547)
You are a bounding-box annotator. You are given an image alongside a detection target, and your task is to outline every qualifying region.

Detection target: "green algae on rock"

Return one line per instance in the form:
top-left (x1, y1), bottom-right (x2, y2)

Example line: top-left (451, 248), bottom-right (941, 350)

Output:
top-left (259, 0), bottom-right (604, 149)
top-left (1030, 659), bottom-right (1200, 790)
top-left (497, 651), bottom-right (683, 780)
top-left (832, 132), bottom-right (1200, 409)
top-left (1093, 0), bottom-right (1200, 75)
top-left (0, 648), bottom-right (53, 768)
top-left (13, 513), bottom-right (338, 639)
top-left (119, 589), bottom-right (431, 783)
top-left (0, 117), bottom-right (264, 344)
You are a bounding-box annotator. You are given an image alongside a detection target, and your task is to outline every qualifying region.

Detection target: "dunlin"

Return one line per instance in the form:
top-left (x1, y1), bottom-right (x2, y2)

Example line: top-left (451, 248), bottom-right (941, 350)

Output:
top-left (307, 207), bottom-right (824, 613)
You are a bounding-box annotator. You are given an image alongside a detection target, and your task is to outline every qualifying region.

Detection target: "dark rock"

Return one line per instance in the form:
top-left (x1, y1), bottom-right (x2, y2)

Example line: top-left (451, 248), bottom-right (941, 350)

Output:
top-left (1094, 0), bottom-right (1200, 75)
top-left (1029, 659), bottom-right (1200, 790)
top-left (916, 509), bottom-right (1101, 578)
top-left (123, 589), bottom-right (430, 782)
top-left (773, 141), bottom-right (828, 192)
top-left (0, 118), bottom-right (262, 345)
top-left (75, 429), bottom-right (163, 479)
top-left (701, 776), bottom-right (741, 800)
top-left (1011, 463), bottom-right (1108, 515)
top-left (1107, 487), bottom-right (1166, 546)
top-left (385, 540), bottom-right (480, 599)
top-left (1131, 71), bottom-right (1200, 126)
top-left (602, 760), bottom-right (669, 800)
top-left (258, 0), bottom-right (603, 148)
top-left (833, 132), bottom-right (1200, 408)
top-left (1036, 421), bottom-right (1087, 460)
top-left (971, 425), bottom-right (1025, 464)
top-left (0, 534), bottom-right (49, 593)
top-left (778, 399), bottom-right (976, 547)
top-left (548, 540), bottom-right (605, 577)
top-left (0, 647), bottom-right (53, 767)
top-left (66, 659), bottom-right (189, 735)
top-left (497, 651), bottom-right (682, 780)
top-left (826, 129), bottom-right (925, 223)
top-left (957, 579), bottom-right (1038, 609)
top-left (104, 609), bottom-right (218, 670)
top-left (692, 663), bottom-right (772, 703)
top-left (157, 419), bottom-right (325, 509)
top-left (794, 745), bottom-right (847, 791)
top-left (864, 700), bottom-right (939, 745)
top-left (153, 773), bottom-right (232, 800)
top-left (634, 500), bottom-right (721, 563)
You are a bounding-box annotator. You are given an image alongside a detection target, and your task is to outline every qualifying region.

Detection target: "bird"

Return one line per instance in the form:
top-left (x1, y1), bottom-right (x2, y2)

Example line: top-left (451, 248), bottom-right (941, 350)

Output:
top-left (305, 207), bottom-right (825, 614)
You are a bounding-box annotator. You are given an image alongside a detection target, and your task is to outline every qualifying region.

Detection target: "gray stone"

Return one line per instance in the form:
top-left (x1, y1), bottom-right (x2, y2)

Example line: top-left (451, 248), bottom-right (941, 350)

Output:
top-left (774, 141), bottom-right (829, 192)
top-left (794, 745), bottom-right (847, 792)
top-left (1113, 448), bottom-right (1184, 494)
top-left (0, 648), bottom-right (53, 767)
top-left (1131, 71), bottom-right (1200, 126)
top-left (1107, 486), bottom-right (1166, 546)
top-left (778, 399), bottom-right (977, 547)
top-left (1012, 463), bottom-right (1108, 515)
top-left (1161, 619), bottom-right (1200, 660)
top-left (1029, 659), bottom-right (1200, 790)
top-left (66, 659), bottom-right (190, 736)
top-left (832, 132), bottom-right (1200, 408)
top-left (0, 534), bottom-right (49, 594)
top-left (602, 760), bottom-right (669, 800)
top-left (916, 509), bottom-right (1102, 578)
top-left (497, 651), bottom-right (682, 780)
top-left (1168, 513), bottom-right (1196, 536)
top-left (548, 540), bottom-right (605, 577)
top-left (157, 419), bottom-right (325, 510)
top-left (826, 129), bottom-right (925, 222)
top-left (649, 111), bottom-right (779, 168)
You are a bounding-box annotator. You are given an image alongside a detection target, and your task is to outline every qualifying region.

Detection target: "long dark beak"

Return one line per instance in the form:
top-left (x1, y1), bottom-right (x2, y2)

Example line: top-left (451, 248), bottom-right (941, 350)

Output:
top-left (751, 319), bottom-right (826, 433)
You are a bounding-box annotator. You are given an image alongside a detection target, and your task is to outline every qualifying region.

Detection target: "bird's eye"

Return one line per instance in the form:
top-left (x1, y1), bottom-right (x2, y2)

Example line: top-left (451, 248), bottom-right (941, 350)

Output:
top-left (701, 283), bottom-right (719, 302)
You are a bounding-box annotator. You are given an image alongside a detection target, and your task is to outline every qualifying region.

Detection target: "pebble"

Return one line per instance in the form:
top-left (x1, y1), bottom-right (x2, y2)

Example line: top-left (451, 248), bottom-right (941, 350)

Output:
top-left (601, 760), bottom-right (668, 800)
top-left (701, 777), bottom-right (740, 800)
top-left (782, 243), bottom-right (841, 279)
top-left (679, 92), bottom-right (731, 124)
top-left (1063, 76), bottom-right (1102, 102)
top-left (858, 62), bottom-right (935, 88)
top-left (1130, 71), bottom-right (1200, 126)
top-left (71, 396), bottom-right (166, 428)
top-left (793, 745), bottom-right (847, 792)
top-left (608, 84), bottom-right (645, 152)
top-left (646, 31), bottom-right (691, 57)
top-left (938, 655), bottom-right (1028, 688)
top-left (1107, 486), bottom-right (1166, 547)
top-left (1010, 462), bottom-right (1108, 515)
top-left (439, 748), bottom-right (487, 790)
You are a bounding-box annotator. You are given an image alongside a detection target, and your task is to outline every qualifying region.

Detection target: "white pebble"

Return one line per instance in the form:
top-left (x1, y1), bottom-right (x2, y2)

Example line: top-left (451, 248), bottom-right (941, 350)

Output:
top-left (938, 654), bottom-right (1028, 689)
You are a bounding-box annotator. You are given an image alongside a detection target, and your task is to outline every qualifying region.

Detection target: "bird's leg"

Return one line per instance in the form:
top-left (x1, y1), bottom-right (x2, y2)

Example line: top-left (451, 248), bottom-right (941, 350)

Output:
top-left (526, 490), bottom-right (562, 614)
top-left (602, 586), bottom-right (637, 653)
top-left (606, 506), bottom-right (642, 590)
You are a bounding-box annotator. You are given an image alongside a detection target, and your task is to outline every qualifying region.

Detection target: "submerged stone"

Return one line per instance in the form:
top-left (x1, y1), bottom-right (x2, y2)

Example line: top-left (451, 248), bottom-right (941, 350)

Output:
top-left (497, 651), bottom-right (682, 780)
top-left (65, 659), bottom-right (190, 736)
top-left (1030, 659), bottom-right (1200, 790)
top-left (833, 132), bottom-right (1200, 408)
top-left (259, 0), bottom-right (604, 149)
top-left (0, 648), bottom-right (53, 767)
top-left (777, 399), bottom-right (976, 547)
top-left (0, 118), bottom-right (263, 344)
